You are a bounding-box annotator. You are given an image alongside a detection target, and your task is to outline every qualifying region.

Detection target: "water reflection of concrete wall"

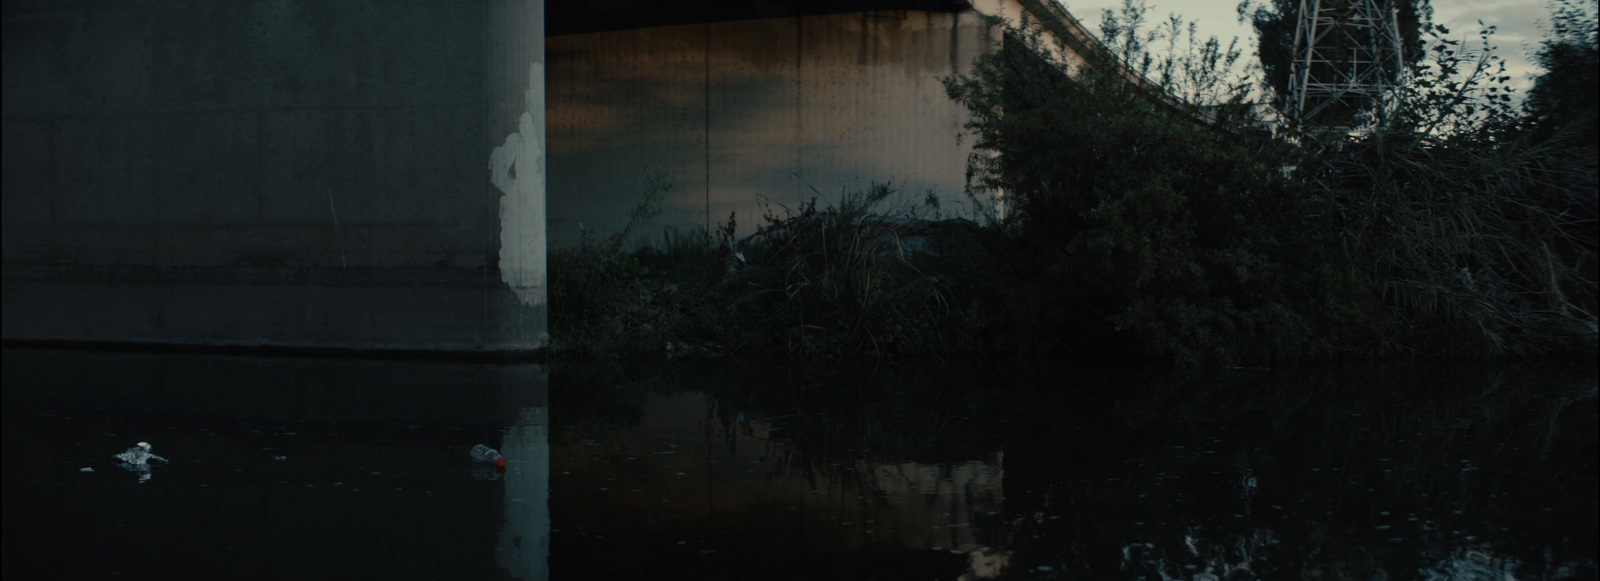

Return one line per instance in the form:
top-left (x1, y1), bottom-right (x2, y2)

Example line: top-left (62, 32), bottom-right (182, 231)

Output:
top-left (0, 348), bottom-right (549, 427)
top-left (552, 392), bottom-right (1003, 553)
top-left (499, 407), bottom-right (551, 581)
top-left (546, 11), bottom-right (994, 246)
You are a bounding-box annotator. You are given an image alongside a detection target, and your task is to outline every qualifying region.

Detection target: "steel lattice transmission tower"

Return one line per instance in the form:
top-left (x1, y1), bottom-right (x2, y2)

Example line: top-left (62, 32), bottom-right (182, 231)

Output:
top-left (1288, 0), bottom-right (1408, 126)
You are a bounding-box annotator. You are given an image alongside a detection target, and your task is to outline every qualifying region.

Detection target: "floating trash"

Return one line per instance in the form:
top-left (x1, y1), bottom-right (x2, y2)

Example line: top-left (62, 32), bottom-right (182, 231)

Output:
top-left (113, 442), bottom-right (169, 466)
top-left (112, 442), bottom-right (168, 483)
top-left (471, 444), bottom-right (505, 467)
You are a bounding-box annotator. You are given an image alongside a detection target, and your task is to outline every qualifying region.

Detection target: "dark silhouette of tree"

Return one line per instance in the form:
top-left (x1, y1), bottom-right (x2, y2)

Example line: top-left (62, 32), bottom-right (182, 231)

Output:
top-left (1525, 0), bottom-right (1599, 145)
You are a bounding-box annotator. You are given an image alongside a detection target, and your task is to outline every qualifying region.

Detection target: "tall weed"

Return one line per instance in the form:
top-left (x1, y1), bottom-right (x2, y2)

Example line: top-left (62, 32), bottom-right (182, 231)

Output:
top-left (727, 183), bottom-right (970, 356)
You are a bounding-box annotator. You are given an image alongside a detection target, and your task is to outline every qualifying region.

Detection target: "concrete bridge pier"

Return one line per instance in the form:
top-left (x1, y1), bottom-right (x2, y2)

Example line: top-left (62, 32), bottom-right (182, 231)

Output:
top-left (2, 0), bottom-right (549, 354)
top-left (487, 0), bottom-right (549, 353)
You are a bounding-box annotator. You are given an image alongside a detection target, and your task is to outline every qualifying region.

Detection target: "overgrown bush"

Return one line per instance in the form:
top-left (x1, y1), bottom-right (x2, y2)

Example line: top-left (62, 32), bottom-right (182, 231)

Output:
top-left (548, 182), bottom-right (984, 359)
top-left (724, 183), bottom-right (973, 356)
top-left (943, 17), bottom-right (1322, 365)
top-left (546, 246), bottom-right (650, 357)
top-left (546, 173), bottom-right (683, 358)
top-left (938, 9), bottom-right (1595, 364)
top-left (1304, 21), bottom-right (1599, 356)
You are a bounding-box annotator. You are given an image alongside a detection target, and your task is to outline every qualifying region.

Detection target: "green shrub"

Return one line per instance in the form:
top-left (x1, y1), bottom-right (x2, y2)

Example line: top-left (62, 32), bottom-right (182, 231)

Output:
top-left (1306, 22), bottom-right (1599, 357)
top-left (943, 18), bottom-right (1321, 365)
top-left (939, 12), bottom-right (1595, 364)
top-left (725, 183), bottom-right (973, 356)
top-left (546, 246), bottom-right (650, 357)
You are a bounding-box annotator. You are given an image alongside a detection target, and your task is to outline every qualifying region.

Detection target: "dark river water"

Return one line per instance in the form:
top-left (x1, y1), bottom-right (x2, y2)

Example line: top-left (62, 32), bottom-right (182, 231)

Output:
top-left (2, 348), bottom-right (1595, 580)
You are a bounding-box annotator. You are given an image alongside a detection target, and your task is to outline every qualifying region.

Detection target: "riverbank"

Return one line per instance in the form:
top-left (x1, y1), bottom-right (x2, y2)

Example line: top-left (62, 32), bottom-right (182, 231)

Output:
top-left (546, 186), bottom-right (1597, 365)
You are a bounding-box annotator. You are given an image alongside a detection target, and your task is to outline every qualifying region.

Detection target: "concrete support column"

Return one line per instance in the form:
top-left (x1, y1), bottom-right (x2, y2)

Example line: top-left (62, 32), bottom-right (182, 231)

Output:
top-left (3, 0), bottom-right (549, 353)
top-left (487, 0), bottom-right (549, 350)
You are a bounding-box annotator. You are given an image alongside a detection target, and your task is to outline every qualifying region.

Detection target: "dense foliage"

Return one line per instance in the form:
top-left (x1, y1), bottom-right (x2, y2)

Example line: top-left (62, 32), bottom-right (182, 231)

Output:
top-left (548, 183), bottom-right (974, 358)
top-left (1525, 0), bottom-right (1599, 145)
top-left (942, 19), bottom-right (1323, 365)
top-left (1301, 4), bottom-right (1597, 357)
top-left (934, 5), bottom-right (1595, 364)
top-left (547, 2), bottom-right (1595, 365)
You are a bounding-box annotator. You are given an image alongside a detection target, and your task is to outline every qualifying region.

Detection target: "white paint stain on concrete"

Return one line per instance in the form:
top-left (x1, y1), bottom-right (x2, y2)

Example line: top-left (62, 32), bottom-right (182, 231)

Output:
top-left (490, 63), bottom-right (547, 308)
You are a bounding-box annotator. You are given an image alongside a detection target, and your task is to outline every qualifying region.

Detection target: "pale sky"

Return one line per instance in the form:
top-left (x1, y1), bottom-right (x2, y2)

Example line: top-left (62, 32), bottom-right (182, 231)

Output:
top-left (1060, 0), bottom-right (1553, 97)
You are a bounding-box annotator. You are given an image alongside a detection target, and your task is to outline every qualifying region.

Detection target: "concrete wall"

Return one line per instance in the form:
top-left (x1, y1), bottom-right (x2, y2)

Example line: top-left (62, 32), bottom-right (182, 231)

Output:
top-left (1, 0), bottom-right (547, 351)
top-left (542, 2), bottom-right (1109, 248)
top-left (545, 10), bottom-right (996, 247)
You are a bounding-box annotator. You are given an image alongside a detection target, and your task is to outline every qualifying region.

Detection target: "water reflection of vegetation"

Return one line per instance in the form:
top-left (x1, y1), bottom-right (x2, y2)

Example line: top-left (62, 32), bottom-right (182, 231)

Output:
top-left (552, 358), bottom-right (1595, 579)
top-left (990, 361), bottom-right (1597, 579)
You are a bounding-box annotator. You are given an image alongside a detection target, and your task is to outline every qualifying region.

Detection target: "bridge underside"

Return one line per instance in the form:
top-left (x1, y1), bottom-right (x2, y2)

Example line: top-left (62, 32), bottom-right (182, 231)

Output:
top-left (548, 0), bottom-right (971, 36)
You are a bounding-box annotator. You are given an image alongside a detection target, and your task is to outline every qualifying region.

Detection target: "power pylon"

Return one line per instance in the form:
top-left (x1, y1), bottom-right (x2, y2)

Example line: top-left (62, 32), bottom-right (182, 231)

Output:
top-left (1288, 0), bottom-right (1407, 126)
